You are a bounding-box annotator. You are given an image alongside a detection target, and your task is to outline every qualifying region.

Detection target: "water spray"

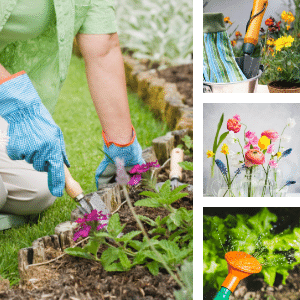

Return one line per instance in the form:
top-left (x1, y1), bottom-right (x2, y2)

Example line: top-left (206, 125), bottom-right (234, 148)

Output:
top-left (213, 251), bottom-right (262, 299)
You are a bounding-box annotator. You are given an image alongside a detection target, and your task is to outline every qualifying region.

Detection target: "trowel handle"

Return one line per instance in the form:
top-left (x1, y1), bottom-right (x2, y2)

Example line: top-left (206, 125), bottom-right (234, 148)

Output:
top-left (64, 164), bottom-right (84, 201)
top-left (244, 0), bottom-right (268, 49)
top-left (169, 148), bottom-right (184, 181)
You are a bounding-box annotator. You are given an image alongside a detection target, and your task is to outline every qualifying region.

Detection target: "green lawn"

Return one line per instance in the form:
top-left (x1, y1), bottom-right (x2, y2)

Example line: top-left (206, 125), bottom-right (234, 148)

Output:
top-left (0, 54), bottom-right (169, 286)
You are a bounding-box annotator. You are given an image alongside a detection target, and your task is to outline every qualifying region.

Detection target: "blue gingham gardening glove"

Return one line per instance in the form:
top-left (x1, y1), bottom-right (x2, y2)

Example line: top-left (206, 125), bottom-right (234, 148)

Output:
top-left (96, 125), bottom-right (145, 189)
top-left (0, 71), bottom-right (70, 197)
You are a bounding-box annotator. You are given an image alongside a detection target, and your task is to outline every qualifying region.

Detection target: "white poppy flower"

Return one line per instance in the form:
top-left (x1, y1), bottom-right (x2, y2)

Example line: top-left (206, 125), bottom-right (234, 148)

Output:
top-left (287, 118), bottom-right (296, 128)
top-left (225, 131), bottom-right (236, 145)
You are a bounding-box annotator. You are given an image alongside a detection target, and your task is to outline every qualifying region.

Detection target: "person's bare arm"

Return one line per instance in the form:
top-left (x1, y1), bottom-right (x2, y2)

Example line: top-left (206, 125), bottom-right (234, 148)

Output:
top-left (0, 64), bottom-right (11, 81)
top-left (75, 32), bottom-right (133, 145)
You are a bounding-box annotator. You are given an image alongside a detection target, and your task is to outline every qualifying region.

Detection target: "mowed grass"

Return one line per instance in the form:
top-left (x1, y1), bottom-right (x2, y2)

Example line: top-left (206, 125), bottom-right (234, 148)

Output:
top-left (0, 54), bottom-right (169, 286)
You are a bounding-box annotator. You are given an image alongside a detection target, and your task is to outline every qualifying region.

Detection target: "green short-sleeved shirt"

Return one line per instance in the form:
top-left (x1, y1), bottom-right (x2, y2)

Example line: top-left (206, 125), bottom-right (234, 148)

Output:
top-left (0, 0), bottom-right (118, 114)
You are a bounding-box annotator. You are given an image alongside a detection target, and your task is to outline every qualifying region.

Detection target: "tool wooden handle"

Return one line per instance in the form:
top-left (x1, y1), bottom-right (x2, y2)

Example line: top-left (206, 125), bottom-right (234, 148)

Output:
top-left (64, 164), bottom-right (83, 199)
top-left (169, 148), bottom-right (184, 181)
top-left (244, 0), bottom-right (268, 46)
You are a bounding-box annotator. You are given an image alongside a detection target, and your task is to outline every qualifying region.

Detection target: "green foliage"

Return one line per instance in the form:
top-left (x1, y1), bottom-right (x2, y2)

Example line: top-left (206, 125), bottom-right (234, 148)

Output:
top-left (177, 135), bottom-right (193, 157)
top-left (115, 0), bottom-right (193, 66)
top-left (65, 180), bottom-right (192, 276)
top-left (169, 259), bottom-right (193, 300)
top-left (203, 208), bottom-right (300, 294)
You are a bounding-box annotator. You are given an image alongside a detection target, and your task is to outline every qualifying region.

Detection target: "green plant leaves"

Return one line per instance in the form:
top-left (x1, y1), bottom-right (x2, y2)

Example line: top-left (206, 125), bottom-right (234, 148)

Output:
top-left (107, 213), bottom-right (126, 238)
top-left (178, 161), bottom-right (193, 171)
top-left (64, 247), bottom-right (94, 260)
top-left (146, 261), bottom-right (160, 275)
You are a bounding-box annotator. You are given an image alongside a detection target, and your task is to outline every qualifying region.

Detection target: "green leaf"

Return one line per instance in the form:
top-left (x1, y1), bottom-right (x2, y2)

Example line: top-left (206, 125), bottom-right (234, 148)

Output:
top-left (100, 247), bottom-right (119, 267)
top-left (132, 252), bottom-right (146, 265)
top-left (104, 262), bottom-right (125, 272)
top-left (178, 161), bottom-right (193, 171)
top-left (217, 131), bottom-right (229, 149)
top-left (169, 211), bottom-right (182, 227)
top-left (115, 230), bottom-right (142, 246)
top-left (213, 113), bottom-right (224, 153)
top-left (146, 261), bottom-right (160, 276)
top-left (149, 227), bottom-right (167, 235)
top-left (118, 249), bottom-right (131, 270)
top-left (137, 215), bottom-right (158, 227)
top-left (93, 231), bottom-right (111, 239)
top-left (64, 247), bottom-right (94, 260)
top-left (138, 190), bottom-right (160, 198)
top-left (107, 214), bottom-right (126, 238)
top-left (128, 240), bottom-right (142, 251)
top-left (134, 198), bottom-right (161, 208)
top-left (84, 239), bottom-right (100, 257)
top-left (181, 135), bottom-right (193, 150)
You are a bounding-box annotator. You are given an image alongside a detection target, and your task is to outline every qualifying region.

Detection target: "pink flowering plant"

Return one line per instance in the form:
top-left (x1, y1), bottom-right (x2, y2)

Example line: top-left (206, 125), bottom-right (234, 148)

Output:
top-left (64, 148), bottom-right (193, 285)
top-left (207, 113), bottom-right (297, 197)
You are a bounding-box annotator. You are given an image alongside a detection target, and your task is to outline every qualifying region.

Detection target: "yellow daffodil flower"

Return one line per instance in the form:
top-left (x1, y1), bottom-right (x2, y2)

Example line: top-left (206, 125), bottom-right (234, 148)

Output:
top-left (276, 152), bottom-right (282, 158)
top-left (221, 144), bottom-right (229, 155)
top-left (258, 136), bottom-right (271, 150)
top-left (206, 150), bottom-right (215, 158)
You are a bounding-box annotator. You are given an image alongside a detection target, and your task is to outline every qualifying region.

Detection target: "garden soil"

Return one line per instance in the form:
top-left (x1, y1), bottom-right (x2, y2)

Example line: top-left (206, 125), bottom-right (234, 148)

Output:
top-left (0, 156), bottom-right (193, 300)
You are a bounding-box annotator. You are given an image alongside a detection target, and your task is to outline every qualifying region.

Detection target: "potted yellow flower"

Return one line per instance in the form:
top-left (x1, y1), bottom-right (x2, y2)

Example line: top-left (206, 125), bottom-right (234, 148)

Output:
top-left (260, 11), bottom-right (300, 93)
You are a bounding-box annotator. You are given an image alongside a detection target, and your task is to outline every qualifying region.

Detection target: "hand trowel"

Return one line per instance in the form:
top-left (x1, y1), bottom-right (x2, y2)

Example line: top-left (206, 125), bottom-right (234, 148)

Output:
top-left (64, 165), bottom-right (110, 216)
top-left (236, 0), bottom-right (268, 79)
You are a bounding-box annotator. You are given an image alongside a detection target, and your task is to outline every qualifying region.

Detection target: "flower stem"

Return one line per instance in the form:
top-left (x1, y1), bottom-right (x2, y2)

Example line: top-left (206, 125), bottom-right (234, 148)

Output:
top-left (225, 155), bottom-right (231, 190)
top-left (237, 138), bottom-right (245, 160)
top-left (121, 185), bottom-right (184, 289)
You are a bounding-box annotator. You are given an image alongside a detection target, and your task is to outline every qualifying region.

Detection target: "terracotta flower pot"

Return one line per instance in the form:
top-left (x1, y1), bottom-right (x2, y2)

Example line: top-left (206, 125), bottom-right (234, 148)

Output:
top-left (268, 81), bottom-right (300, 93)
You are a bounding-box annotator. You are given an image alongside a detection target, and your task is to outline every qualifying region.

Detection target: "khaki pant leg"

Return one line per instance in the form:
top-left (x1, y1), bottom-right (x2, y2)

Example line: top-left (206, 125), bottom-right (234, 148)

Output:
top-left (0, 117), bottom-right (56, 216)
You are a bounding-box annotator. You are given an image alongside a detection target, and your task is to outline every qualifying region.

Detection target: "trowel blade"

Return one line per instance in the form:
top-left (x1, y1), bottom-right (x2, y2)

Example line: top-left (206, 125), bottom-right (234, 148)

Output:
top-left (88, 192), bottom-right (110, 215)
top-left (236, 56), bottom-right (260, 79)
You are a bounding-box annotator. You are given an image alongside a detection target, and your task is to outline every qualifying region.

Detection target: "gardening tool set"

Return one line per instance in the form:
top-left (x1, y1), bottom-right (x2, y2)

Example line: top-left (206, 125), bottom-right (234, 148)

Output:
top-left (213, 251), bottom-right (262, 299)
top-left (203, 0), bottom-right (268, 93)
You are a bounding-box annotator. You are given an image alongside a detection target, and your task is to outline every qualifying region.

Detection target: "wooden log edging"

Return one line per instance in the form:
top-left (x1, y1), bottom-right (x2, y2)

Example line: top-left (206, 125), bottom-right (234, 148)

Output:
top-left (123, 55), bottom-right (193, 131)
top-left (17, 129), bottom-right (192, 282)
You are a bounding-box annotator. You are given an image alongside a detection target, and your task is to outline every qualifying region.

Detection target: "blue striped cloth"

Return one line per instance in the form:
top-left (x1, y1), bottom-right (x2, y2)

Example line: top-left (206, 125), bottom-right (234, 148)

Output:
top-left (203, 31), bottom-right (246, 83)
top-left (0, 72), bottom-right (70, 197)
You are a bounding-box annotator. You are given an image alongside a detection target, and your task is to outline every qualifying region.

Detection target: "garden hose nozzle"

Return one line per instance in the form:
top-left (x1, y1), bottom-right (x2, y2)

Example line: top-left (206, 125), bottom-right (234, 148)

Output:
top-left (243, 0), bottom-right (268, 55)
top-left (213, 251), bottom-right (262, 300)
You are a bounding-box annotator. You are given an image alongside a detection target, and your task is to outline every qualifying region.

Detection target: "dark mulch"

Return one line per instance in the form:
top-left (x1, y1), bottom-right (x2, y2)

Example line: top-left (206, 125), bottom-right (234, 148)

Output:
top-left (0, 156), bottom-right (193, 300)
top-left (156, 64), bottom-right (193, 108)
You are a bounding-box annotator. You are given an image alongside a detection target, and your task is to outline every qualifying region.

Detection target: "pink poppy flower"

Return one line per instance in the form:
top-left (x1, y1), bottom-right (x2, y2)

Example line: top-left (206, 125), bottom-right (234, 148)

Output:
top-left (233, 114), bottom-right (241, 122)
top-left (267, 144), bottom-right (275, 154)
top-left (261, 130), bottom-right (280, 142)
top-left (245, 131), bottom-right (255, 139)
top-left (249, 135), bottom-right (259, 145)
top-left (227, 118), bottom-right (241, 133)
top-left (245, 149), bottom-right (265, 167)
top-left (269, 160), bottom-right (278, 168)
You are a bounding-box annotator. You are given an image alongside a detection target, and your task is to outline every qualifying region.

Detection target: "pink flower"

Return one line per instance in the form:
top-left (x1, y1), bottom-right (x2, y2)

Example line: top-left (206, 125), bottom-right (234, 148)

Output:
top-left (128, 161), bottom-right (160, 186)
top-left (244, 142), bottom-right (251, 151)
top-left (74, 224), bottom-right (92, 241)
top-left (267, 144), bottom-right (275, 154)
top-left (245, 149), bottom-right (265, 167)
top-left (252, 146), bottom-right (260, 150)
top-left (227, 118), bottom-right (241, 133)
top-left (245, 131), bottom-right (255, 139)
top-left (249, 135), bottom-right (259, 145)
top-left (261, 130), bottom-right (280, 142)
top-left (233, 114), bottom-right (241, 122)
top-left (269, 160), bottom-right (278, 168)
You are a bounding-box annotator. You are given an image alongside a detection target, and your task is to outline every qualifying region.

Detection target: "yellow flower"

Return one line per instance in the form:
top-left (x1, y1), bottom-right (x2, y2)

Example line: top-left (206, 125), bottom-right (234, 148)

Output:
top-left (277, 152), bottom-right (282, 158)
top-left (206, 150), bottom-right (215, 158)
top-left (267, 38), bottom-right (275, 46)
top-left (221, 144), bottom-right (229, 155)
top-left (274, 35), bottom-right (294, 52)
top-left (258, 136), bottom-right (271, 150)
top-left (277, 67), bottom-right (282, 71)
top-left (287, 25), bottom-right (291, 31)
top-left (281, 11), bottom-right (295, 24)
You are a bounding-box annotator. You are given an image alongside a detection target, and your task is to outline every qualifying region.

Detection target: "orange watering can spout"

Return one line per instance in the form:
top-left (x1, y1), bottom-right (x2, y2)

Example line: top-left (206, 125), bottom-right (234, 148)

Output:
top-left (221, 251), bottom-right (262, 292)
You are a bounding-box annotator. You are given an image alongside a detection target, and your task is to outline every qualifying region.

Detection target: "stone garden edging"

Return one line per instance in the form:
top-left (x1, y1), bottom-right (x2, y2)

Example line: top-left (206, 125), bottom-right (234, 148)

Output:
top-left (17, 128), bottom-right (192, 283)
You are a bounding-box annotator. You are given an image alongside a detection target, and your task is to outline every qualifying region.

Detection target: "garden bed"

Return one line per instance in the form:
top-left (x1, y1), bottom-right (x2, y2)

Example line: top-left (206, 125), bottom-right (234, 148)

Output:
top-left (0, 129), bottom-right (193, 299)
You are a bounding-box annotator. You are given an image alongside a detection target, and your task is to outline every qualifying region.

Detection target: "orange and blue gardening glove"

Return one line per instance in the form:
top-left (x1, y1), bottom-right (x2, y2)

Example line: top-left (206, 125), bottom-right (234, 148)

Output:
top-left (0, 71), bottom-right (70, 197)
top-left (95, 125), bottom-right (145, 189)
